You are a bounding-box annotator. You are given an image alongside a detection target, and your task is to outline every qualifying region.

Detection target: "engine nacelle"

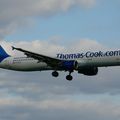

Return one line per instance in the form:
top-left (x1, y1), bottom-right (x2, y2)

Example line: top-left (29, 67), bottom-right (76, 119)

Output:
top-left (60, 60), bottom-right (78, 71)
top-left (78, 67), bottom-right (98, 76)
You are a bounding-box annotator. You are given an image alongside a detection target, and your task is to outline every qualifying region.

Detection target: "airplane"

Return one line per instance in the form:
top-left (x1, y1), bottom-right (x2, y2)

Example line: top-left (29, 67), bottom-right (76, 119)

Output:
top-left (0, 45), bottom-right (120, 81)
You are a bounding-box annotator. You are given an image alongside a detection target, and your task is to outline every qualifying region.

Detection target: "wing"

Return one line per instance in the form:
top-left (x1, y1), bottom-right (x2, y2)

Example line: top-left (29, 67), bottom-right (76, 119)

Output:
top-left (12, 46), bottom-right (78, 71)
top-left (12, 46), bottom-right (62, 68)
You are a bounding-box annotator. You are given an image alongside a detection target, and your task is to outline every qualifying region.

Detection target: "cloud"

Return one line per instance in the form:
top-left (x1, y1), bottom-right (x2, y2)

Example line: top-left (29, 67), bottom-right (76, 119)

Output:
top-left (0, 0), bottom-right (96, 40)
top-left (0, 0), bottom-right (96, 19)
top-left (0, 40), bottom-right (65, 56)
top-left (0, 38), bottom-right (105, 56)
top-left (0, 96), bottom-right (120, 120)
top-left (68, 38), bottom-right (107, 52)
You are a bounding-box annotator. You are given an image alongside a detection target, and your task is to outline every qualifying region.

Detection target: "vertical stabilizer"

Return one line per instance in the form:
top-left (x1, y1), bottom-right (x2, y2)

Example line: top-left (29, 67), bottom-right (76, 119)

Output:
top-left (0, 46), bottom-right (10, 62)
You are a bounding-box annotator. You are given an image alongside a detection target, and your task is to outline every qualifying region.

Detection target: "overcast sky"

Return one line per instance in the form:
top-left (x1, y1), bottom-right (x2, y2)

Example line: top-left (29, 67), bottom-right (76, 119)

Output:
top-left (0, 0), bottom-right (120, 120)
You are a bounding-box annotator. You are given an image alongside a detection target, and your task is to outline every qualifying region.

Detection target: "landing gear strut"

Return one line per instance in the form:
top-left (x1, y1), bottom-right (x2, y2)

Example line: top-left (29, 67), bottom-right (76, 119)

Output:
top-left (52, 71), bottom-right (59, 77)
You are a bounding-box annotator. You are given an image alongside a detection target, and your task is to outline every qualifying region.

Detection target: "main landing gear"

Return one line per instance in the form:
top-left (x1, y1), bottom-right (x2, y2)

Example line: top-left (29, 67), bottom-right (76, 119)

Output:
top-left (66, 74), bottom-right (73, 81)
top-left (52, 71), bottom-right (73, 81)
top-left (52, 71), bottom-right (59, 77)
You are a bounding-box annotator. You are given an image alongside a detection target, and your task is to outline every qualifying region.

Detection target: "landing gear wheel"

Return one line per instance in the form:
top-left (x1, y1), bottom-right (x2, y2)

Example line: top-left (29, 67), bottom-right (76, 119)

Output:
top-left (52, 71), bottom-right (59, 77)
top-left (66, 75), bottom-right (73, 81)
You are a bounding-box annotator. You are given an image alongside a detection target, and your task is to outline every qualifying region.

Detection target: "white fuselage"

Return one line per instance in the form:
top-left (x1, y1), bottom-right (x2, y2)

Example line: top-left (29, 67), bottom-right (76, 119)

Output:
top-left (0, 54), bottom-right (120, 72)
top-left (0, 57), bottom-right (52, 71)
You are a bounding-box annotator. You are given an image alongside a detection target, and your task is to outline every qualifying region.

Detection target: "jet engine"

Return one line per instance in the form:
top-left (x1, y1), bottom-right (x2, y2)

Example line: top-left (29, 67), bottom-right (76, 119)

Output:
top-left (60, 60), bottom-right (78, 71)
top-left (78, 67), bottom-right (98, 76)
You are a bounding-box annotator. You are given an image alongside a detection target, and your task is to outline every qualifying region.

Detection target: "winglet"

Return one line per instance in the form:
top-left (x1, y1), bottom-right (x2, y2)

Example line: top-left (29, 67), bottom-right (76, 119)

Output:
top-left (12, 46), bottom-right (15, 50)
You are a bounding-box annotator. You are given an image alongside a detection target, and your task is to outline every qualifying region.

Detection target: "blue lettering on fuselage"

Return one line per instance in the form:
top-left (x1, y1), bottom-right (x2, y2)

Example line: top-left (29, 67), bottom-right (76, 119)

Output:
top-left (57, 50), bottom-right (120, 60)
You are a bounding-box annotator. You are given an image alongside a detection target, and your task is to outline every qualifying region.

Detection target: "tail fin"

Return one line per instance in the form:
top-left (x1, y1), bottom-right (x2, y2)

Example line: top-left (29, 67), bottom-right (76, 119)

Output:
top-left (0, 46), bottom-right (10, 62)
